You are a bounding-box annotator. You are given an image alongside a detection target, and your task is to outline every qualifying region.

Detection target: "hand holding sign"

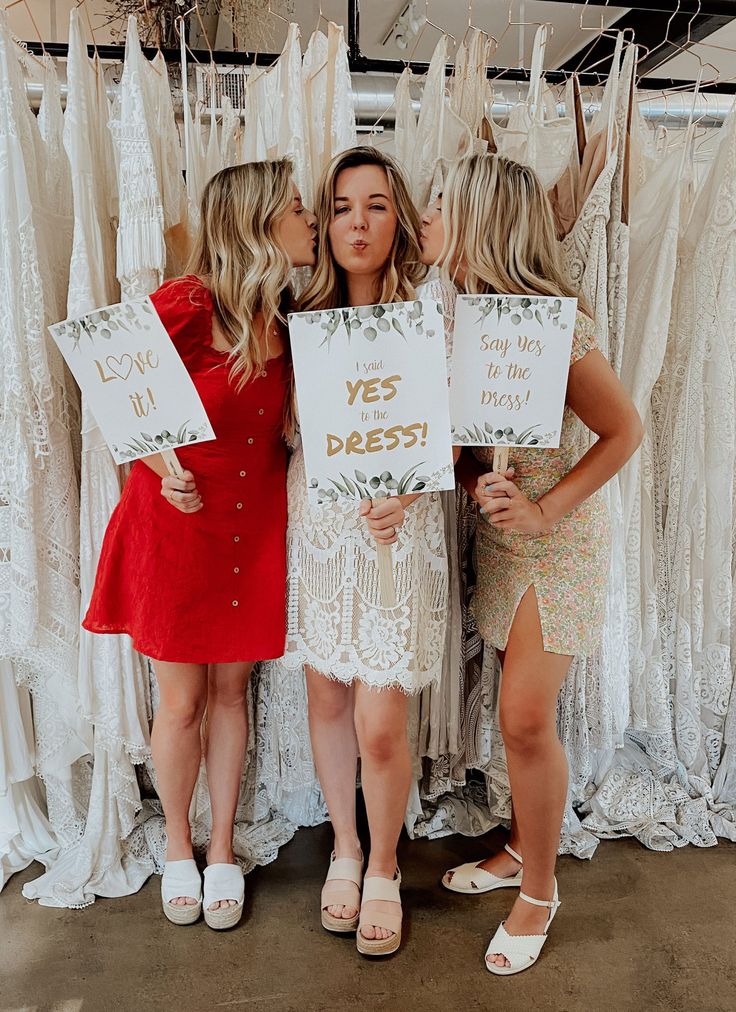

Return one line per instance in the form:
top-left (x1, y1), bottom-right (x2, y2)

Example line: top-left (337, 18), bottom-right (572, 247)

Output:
top-left (49, 298), bottom-right (215, 470)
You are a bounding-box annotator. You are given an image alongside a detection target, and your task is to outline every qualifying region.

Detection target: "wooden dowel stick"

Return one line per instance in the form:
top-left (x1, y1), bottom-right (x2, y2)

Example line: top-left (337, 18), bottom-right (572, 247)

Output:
top-left (376, 542), bottom-right (397, 609)
top-left (371, 496), bottom-right (397, 609)
top-left (493, 445), bottom-right (509, 473)
top-left (160, 448), bottom-right (185, 478)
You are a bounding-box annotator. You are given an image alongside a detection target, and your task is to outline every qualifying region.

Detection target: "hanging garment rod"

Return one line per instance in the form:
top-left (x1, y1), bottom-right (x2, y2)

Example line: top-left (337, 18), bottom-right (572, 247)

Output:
top-left (21, 71), bottom-right (734, 128)
top-left (20, 39), bottom-right (736, 95)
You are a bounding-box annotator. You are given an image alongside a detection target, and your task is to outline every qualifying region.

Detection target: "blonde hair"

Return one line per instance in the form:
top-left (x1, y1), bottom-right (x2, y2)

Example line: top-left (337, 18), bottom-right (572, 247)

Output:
top-left (440, 154), bottom-right (589, 312)
top-left (300, 146), bottom-right (426, 311)
top-left (187, 160), bottom-right (294, 391)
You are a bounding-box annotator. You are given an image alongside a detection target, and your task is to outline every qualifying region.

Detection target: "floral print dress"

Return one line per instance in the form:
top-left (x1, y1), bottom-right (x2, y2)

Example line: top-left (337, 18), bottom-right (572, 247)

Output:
top-left (471, 311), bottom-right (610, 657)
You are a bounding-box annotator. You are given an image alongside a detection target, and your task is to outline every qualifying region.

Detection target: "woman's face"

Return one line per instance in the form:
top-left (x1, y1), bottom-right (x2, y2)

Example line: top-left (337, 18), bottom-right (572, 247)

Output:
top-left (328, 164), bottom-right (398, 278)
top-left (274, 183), bottom-right (317, 268)
top-left (420, 193), bottom-right (445, 266)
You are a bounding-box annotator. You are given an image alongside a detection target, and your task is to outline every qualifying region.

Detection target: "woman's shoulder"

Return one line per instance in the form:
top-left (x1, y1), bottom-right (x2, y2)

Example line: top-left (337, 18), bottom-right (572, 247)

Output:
top-left (570, 308), bottom-right (598, 364)
top-left (151, 274), bottom-right (211, 312)
top-left (150, 276), bottom-right (213, 355)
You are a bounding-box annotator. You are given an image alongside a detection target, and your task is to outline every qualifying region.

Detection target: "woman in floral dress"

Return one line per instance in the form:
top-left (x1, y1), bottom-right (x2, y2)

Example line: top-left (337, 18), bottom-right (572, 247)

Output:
top-left (421, 154), bottom-right (642, 975)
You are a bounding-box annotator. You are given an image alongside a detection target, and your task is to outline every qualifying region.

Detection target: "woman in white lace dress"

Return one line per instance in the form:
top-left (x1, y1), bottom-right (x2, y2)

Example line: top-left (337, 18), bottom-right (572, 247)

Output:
top-left (284, 148), bottom-right (448, 956)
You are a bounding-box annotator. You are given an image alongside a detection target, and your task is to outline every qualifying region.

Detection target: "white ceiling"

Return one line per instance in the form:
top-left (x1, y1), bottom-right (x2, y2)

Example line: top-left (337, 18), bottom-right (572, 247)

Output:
top-left (5, 0), bottom-right (736, 83)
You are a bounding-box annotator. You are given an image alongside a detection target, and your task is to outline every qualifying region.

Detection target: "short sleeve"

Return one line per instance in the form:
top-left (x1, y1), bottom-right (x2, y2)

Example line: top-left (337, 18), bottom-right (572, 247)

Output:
top-left (570, 310), bottom-right (598, 365)
top-left (416, 277), bottom-right (456, 382)
top-left (149, 275), bottom-right (213, 366)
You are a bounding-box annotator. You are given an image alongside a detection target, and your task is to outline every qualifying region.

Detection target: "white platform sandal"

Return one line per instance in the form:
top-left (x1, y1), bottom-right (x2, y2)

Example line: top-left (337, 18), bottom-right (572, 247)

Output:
top-left (321, 851), bottom-right (364, 933)
top-left (442, 844), bottom-right (523, 894)
top-left (485, 882), bottom-right (561, 976)
top-left (161, 859), bottom-right (202, 925)
top-left (356, 871), bottom-right (402, 957)
top-left (203, 863), bottom-right (245, 930)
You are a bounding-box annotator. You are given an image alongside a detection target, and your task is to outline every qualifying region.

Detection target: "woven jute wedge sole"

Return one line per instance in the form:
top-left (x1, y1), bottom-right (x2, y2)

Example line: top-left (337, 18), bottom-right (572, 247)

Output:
top-left (162, 899), bottom-right (201, 925)
top-left (322, 909), bottom-right (359, 933)
top-left (204, 900), bottom-right (244, 930)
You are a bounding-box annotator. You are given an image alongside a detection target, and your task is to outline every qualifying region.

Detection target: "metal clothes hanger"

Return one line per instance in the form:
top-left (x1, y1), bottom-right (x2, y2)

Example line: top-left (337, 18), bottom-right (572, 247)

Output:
top-left (314, 2), bottom-right (330, 36)
top-left (4, 0), bottom-right (46, 69)
top-left (489, 3), bottom-right (553, 88)
top-left (406, 1), bottom-right (456, 68)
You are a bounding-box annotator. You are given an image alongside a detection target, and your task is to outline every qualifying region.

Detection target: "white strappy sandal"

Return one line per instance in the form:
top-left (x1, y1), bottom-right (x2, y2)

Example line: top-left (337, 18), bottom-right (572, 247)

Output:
top-left (161, 859), bottom-right (202, 925)
top-left (442, 844), bottom-right (523, 894)
top-left (321, 851), bottom-right (364, 933)
top-left (203, 863), bottom-right (245, 930)
top-left (485, 881), bottom-right (561, 976)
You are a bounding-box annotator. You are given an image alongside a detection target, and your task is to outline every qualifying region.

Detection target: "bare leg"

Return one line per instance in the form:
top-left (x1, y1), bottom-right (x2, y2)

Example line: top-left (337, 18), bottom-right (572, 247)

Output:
top-left (353, 683), bottom-right (411, 942)
top-left (458, 649), bottom-right (523, 883)
top-left (204, 661), bottom-right (252, 910)
top-left (487, 587), bottom-right (572, 968)
top-left (306, 666), bottom-right (361, 920)
top-left (151, 661), bottom-right (208, 905)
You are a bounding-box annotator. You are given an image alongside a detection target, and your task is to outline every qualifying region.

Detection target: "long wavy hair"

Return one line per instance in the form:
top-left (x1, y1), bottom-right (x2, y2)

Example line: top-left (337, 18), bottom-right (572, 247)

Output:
top-left (299, 146), bottom-right (426, 311)
top-left (186, 159), bottom-right (294, 390)
top-left (440, 153), bottom-right (589, 313)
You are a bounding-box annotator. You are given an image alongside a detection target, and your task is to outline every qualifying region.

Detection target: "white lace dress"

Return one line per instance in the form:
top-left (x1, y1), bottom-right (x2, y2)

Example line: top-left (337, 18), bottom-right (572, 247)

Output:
top-left (0, 14), bottom-right (90, 889)
top-left (280, 281), bottom-right (450, 693)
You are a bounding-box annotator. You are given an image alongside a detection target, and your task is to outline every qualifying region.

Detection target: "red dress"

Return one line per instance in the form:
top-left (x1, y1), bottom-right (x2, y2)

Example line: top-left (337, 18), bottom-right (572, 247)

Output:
top-left (83, 276), bottom-right (290, 663)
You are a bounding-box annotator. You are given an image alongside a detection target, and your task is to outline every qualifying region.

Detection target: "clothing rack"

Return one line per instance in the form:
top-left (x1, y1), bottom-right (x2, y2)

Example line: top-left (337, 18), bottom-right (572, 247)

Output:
top-left (18, 0), bottom-right (736, 95)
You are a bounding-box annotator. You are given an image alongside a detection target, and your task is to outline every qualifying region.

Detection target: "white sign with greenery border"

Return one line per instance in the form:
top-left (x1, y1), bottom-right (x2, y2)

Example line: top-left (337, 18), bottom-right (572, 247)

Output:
top-left (289, 299), bottom-right (454, 504)
top-left (449, 294), bottom-right (578, 448)
top-left (49, 298), bottom-right (215, 465)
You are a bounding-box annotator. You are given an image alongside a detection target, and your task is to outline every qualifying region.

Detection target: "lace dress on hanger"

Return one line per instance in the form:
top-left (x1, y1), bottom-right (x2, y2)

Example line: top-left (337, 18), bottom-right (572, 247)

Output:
top-left (302, 22), bottom-right (356, 193)
top-left (242, 24), bottom-right (313, 207)
top-left (0, 14), bottom-right (91, 888)
top-left (405, 35), bottom-right (473, 209)
top-left (0, 660), bottom-right (58, 889)
top-left (582, 102), bottom-right (736, 850)
top-left (22, 11), bottom-right (155, 908)
top-left (491, 25), bottom-right (575, 192)
top-left (618, 129), bottom-right (692, 733)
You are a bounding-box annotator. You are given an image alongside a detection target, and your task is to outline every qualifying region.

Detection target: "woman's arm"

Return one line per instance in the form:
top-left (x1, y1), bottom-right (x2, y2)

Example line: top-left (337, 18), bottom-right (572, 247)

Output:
top-left (480, 349), bottom-right (643, 531)
top-left (536, 349), bottom-right (643, 525)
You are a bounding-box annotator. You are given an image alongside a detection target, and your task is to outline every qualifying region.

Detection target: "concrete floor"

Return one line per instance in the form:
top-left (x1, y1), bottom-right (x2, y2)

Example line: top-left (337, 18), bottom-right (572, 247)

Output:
top-left (1, 822), bottom-right (735, 1012)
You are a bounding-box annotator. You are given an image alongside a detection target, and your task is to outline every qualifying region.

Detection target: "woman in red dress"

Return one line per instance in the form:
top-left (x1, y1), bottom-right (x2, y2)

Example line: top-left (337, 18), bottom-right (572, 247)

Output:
top-left (83, 160), bottom-right (316, 929)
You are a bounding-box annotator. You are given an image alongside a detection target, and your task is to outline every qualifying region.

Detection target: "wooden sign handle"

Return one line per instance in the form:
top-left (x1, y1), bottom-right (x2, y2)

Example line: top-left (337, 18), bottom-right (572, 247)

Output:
top-left (376, 543), bottom-right (397, 609)
top-left (371, 496), bottom-right (397, 609)
top-left (160, 448), bottom-right (186, 478)
top-left (493, 446), bottom-right (510, 473)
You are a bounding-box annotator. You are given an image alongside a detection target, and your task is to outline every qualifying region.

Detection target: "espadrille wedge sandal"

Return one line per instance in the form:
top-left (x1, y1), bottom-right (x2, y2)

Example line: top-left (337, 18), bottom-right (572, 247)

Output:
top-left (442, 844), bottom-right (523, 895)
top-left (356, 871), bottom-right (402, 957)
top-left (203, 863), bottom-right (244, 930)
top-left (321, 850), bottom-right (364, 933)
top-left (161, 859), bottom-right (202, 925)
top-left (485, 881), bottom-right (561, 975)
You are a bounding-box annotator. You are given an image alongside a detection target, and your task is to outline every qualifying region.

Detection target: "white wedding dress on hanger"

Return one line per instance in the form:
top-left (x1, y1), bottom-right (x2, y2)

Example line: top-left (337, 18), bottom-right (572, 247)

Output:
top-left (0, 14), bottom-right (90, 887)
top-left (583, 101), bottom-right (736, 849)
top-left (22, 10), bottom-right (158, 908)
